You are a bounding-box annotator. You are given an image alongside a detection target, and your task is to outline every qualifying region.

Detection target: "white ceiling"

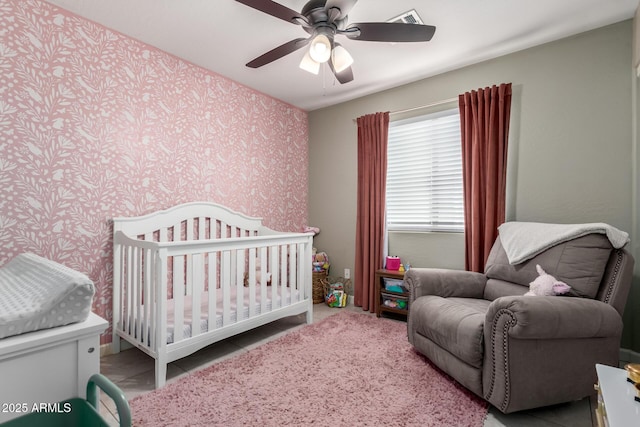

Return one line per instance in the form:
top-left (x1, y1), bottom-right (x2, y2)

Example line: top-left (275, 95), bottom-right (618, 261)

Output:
top-left (45, 0), bottom-right (638, 111)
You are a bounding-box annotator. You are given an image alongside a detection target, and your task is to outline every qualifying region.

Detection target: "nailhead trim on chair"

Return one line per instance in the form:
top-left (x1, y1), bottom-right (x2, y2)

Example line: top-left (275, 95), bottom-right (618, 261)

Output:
top-left (485, 308), bottom-right (517, 413)
top-left (603, 250), bottom-right (623, 305)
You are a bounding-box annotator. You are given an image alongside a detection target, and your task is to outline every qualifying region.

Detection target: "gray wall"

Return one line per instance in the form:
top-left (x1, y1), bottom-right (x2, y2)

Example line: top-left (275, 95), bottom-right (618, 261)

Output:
top-left (309, 21), bottom-right (640, 351)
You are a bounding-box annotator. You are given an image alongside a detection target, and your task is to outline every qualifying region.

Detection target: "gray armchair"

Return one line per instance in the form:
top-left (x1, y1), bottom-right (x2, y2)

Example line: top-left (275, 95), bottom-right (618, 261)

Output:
top-left (406, 233), bottom-right (634, 414)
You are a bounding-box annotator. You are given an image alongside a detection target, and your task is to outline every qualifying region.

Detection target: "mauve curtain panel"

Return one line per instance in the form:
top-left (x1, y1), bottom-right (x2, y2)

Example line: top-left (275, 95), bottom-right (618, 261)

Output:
top-left (459, 83), bottom-right (512, 273)
top-left (355, 112), bottom-right (389, 311)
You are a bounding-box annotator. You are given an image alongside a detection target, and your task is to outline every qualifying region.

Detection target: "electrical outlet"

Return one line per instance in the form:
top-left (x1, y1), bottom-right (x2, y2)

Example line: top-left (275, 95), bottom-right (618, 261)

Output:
top-left (344, 268), bottom-right (351, 279)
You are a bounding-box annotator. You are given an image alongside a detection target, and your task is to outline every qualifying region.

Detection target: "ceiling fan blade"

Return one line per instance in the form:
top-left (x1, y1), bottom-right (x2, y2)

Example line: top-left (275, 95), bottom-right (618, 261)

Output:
top-left (334, 66), bottom-right (354, 84)
top-left (235, 0), bottom-right (308, 25)
top-left (342, 22), bottom-right (436, 42)
top-left (324, 0), bottom-right (358, 21)
top-left (328, 59), bottom-right (354, 84)
top-left (246, 38), bottom-right (310, 68)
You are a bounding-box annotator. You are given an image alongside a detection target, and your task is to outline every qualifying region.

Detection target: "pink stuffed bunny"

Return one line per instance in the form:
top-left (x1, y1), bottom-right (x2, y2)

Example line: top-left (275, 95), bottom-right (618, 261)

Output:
top-left (524, 265), bottom-right (572, 296)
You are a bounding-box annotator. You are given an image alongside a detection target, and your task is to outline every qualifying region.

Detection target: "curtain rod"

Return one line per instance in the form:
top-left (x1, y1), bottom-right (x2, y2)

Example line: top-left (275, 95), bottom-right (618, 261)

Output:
top-left (353, 97), bottom-right (458, 123)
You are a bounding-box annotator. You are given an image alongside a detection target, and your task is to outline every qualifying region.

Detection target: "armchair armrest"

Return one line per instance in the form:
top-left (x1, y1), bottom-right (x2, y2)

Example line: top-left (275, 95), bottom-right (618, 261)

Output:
top-left (483, 295), bottom-right (623, 413)
top-left (486, 296), bottom-right (622, 340)
top-left (404, 268), bottom-right (487, 303)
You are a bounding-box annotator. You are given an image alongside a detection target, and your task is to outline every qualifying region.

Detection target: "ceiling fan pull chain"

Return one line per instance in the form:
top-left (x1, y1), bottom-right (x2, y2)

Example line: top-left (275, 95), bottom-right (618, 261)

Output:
top-left (322, 62), bottom-right (327, 96)
top-left (332, 65), bottom-right (338, 87)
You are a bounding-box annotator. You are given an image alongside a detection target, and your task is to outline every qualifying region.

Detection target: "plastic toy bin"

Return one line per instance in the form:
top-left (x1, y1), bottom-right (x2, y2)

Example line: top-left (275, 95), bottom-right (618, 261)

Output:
top-left (381, 292), bottom-right (408, 310)
top-left (383, 278), bottom-right (406, 293)
top-left (0, 374), bottom-right (131, 427)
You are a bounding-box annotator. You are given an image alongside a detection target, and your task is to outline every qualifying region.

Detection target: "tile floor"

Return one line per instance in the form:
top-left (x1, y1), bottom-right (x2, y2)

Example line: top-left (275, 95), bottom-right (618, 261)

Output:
top-left (99, 304), bottom-right (596, 427)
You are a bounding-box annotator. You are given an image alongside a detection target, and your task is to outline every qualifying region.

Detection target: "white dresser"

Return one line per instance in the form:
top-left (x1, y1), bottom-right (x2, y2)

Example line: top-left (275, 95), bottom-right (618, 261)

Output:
top-left (595, 363), bottom-right (640, 427)
top-left (0, 313), bottom-right (107, 422)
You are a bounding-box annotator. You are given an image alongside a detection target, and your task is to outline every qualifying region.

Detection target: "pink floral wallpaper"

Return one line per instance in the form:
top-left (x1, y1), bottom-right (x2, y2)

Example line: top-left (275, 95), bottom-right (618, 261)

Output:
top-left (0, 0), bottom-right (309, 344)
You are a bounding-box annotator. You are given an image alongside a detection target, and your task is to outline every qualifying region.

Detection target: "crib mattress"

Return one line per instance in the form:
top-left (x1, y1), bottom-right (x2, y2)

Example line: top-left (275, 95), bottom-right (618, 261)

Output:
top-left (0, 253), bottom-right (95, 339)
top-left (166, 287), bottom-right (298, 343)
top-left (134, 287), bottom-right (298, 344)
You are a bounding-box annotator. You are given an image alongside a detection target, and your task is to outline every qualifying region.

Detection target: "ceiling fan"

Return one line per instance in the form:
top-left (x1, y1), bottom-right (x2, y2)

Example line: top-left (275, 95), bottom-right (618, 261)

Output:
top-left (235, 0), bottom-right (436, 84)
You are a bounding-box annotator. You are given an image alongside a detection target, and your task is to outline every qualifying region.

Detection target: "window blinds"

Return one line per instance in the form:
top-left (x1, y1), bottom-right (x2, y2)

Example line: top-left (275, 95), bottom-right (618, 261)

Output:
top-left (386, 108), bottom-right (464, 232)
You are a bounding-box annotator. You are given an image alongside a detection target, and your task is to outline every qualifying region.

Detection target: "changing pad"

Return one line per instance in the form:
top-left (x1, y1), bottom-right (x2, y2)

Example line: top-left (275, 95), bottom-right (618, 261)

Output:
top-left (0, 253), bottom-right (95, 339)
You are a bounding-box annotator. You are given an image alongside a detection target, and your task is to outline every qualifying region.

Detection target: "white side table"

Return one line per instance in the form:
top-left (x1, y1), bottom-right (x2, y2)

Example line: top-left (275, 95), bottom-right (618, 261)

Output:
top-left (595, 363), bottom-right (640, 426)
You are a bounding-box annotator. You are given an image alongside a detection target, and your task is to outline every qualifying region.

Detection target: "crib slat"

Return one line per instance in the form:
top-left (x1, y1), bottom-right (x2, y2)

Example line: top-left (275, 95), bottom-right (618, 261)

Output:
top-left (120, 245), bottom-right (127, 334)
top-left (230, 250), bottom-right (236, 303)
top-left (296, 243), bottom-right (304, 303)
top-left (141, 232), bottom-right (154, 346)
top-left (122, 245), bottom-right (128, 335)
top-left (198, 217), bottom-right (206, 240)
top-left (303, 242), bottom-right (310, 301)
top-left (208, 251), bottom-right (217, 331)
top-left (173, 255), bottom-right (185, 343)
top-left (141, 249), bottom-right (153, 345)
top-left (270, 246), bottom-right (279, 310)
top-left (185, 219), bottom-right (193, 295)
top-left (289, 244), bottom-right (297, 304)
top-left (186, 253), bottom-right (193, 296)
top-left (284, 244), bottom-right (290, 305)
top-left (126, 245), bottom-right (133, 335)
top-left (248, 248), bottom-right (256, 318)
top-left (278, 245), bottom-right (288, 307)
top-left (187, 218), bottom-right (194, 241)
top-left (112, 238), bottom-right (122, 351)
top-left (236, 249), bottom-right (244, 322)
top-left (222, 251), bottom-right (231, 325)
top-left (260, 247), bottom-right (268, 314)
top-left (156, 249), bottom-right (168, 352)
top-left (177, 221), bottom-right (184, 241)
top-left (135, 246), bottom-right (143, 343)
top-left (155, 249), bottom-right (163, 350)
top-left (191, 253), bottom-right (203, 337)
top-left (116, 244), bottom-right (125, 332)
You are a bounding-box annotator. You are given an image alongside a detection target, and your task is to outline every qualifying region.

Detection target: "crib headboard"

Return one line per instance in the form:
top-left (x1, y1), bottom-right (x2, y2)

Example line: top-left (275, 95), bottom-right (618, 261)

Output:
top-left (112, 202), bottom-right (276, 242)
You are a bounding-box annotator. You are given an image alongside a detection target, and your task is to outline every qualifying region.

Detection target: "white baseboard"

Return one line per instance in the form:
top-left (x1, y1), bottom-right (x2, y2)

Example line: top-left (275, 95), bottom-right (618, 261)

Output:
top-left (100, 343), bottom-right (112, 357)
top-left (100, 338), bottom-right (134, 357)
top-left (619, 348), bottom-right (640, 364)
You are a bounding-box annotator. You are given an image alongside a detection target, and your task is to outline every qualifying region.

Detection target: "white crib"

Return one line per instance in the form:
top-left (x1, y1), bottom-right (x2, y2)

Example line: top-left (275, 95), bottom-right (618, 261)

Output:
top-left (112, 202), bottom-right (313, 388)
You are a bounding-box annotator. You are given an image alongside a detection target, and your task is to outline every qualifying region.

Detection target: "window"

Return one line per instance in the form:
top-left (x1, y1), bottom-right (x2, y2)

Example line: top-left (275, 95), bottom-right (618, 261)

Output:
top-left (386, 108), bottom-right (464, 232)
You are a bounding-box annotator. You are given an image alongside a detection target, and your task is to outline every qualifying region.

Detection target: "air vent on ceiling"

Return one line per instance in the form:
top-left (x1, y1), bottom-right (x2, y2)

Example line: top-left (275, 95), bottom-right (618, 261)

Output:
top-left (388, 9), bottom-right (424, 25)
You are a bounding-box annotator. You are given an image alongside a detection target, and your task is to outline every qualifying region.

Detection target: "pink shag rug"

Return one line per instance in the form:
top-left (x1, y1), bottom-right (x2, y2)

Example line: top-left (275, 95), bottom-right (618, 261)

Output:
top-left (129, 311), bottom-right (488, 426)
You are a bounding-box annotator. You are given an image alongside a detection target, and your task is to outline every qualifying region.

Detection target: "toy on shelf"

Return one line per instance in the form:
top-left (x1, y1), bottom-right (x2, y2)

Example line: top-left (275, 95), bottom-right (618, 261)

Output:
top-left (385, 256), bottom-right (401, 271)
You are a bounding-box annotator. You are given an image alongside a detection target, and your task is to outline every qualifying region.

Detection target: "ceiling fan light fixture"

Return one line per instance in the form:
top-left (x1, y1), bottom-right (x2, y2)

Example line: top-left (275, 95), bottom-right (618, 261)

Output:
top-left (236, 0), bottom-right (436, 86)
top-left (309, 34), bottom-right (332, 63)
top-left (331, 45), bottom-right (354, 73)
top-left (299, 50), bottom-right (320, 75)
